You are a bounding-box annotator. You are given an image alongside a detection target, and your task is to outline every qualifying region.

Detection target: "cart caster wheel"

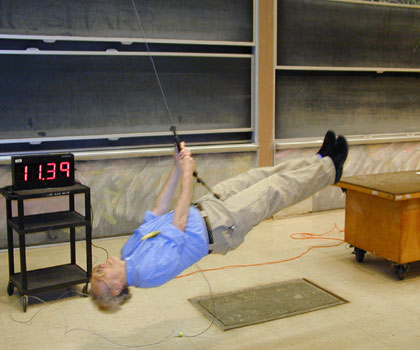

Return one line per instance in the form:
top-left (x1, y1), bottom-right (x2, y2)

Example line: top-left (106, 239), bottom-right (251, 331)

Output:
top-left (7, 281), bottom-right (14, 296)
top-left (22, 295), bottom-right (29, 312)
top-left (395, 264), bottom-right (408, 280)
top-left (82, 283), bottom-right (89, 296)
top-left (354, 247), bottom-right (366, 263)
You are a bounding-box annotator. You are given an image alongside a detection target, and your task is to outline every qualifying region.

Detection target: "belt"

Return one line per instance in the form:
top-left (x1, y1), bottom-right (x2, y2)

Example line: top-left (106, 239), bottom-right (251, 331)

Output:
top-left (193, 203), bottom-right (214, 253)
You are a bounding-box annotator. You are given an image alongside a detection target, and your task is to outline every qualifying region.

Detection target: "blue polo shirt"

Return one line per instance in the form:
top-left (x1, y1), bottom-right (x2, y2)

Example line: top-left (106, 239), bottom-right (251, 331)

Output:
top-left (122, 207), bottom-right (209, 288)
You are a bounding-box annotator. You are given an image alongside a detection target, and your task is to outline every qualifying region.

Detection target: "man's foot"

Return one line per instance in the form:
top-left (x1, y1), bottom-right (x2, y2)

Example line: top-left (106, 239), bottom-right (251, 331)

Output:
top-left (329, 135), bottom-right (348, 183)
top-left (317, 130), bottom-right (336, 158)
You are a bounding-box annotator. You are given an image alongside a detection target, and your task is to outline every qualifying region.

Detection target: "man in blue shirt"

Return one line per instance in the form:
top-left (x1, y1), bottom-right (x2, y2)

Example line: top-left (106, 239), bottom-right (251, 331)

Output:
top-left (90, 130), bottom-right (347, 311)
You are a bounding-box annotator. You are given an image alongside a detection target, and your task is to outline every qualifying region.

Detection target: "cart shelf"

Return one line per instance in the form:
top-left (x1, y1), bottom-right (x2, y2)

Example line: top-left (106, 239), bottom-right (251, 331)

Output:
top-left (9, 211), bottom-right (89, 234)
top-left (1, 183), bottom-right (92, 312)
top-left (10, 264), bottom-right (88, 294)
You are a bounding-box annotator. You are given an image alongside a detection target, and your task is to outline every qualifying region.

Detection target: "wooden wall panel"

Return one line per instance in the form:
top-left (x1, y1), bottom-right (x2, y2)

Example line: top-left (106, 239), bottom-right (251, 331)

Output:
top-left (258, 0), bottom-right (275, 166)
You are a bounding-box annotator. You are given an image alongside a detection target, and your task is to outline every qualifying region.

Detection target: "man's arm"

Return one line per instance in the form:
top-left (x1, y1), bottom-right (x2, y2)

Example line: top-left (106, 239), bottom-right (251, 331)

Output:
top-left (151, 142), bottom-right (186, 216)
top-left (172, 147), bottom-right (195, 232)
top-left (151, 164), bottom-right (181, 216)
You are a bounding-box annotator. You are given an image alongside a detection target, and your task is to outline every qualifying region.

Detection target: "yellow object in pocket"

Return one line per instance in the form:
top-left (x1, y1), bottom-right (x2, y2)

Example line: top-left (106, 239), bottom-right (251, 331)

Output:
top-left (141, 230), bottom-right (161, 241)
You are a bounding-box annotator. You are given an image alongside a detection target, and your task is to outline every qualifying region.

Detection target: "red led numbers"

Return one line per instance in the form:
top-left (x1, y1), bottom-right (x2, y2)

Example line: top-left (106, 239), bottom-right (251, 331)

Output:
top-left (28, 162), bottom-right (71, 182)
top-left (24, 166), bottom-right (28, 182)
top-left (60, 161), bottom-right (71, 178)
top-left (38, 164), bottom-right (43, 180)
top-left (12, 154), bottom-right (75, 190)
top-left (46, 162), bottom-right (56, 180)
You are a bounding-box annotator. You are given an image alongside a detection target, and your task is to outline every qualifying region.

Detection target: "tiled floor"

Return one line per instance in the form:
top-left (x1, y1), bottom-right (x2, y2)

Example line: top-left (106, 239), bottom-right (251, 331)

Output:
top-left (1, 209), bottom-right (420, 350)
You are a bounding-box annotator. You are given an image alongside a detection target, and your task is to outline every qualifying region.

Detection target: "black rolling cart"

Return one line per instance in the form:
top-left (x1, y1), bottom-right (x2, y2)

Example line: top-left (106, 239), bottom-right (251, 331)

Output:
top-left (0, 183), bottom-right (92, 312)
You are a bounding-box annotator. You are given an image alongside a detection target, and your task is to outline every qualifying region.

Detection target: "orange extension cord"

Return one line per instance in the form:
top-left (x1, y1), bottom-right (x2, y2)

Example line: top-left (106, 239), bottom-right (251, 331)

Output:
top-left (175, 223), bottom-right (345, 279)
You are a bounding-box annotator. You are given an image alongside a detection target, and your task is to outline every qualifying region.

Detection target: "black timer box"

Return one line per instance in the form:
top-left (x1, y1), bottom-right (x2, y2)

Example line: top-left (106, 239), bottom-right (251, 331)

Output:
top-left (11, 153), bottom-right (75, 190)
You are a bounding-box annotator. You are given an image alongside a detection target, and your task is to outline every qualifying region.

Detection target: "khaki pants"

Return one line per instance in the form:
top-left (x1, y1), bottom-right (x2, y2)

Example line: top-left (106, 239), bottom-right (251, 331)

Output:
top-left (196, 156), bottom-right (336, 254)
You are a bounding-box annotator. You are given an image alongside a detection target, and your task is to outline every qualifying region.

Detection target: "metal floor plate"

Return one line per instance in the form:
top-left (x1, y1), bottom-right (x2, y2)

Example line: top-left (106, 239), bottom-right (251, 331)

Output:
top-left (189, 278), bottom-right (348, 330)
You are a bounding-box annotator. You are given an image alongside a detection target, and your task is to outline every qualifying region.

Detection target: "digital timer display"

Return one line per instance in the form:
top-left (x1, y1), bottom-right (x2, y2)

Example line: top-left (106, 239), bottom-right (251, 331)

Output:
top-left (12, 153), bottom-right (75, 190)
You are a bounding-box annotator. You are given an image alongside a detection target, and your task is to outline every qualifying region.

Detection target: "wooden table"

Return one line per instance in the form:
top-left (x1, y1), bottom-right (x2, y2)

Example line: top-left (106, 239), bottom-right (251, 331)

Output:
top-left (337, 171), bottom-right (420, 279)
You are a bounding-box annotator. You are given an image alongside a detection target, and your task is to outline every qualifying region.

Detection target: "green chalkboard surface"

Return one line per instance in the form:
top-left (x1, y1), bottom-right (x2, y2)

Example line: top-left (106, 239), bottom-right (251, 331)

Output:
top-left (0, 0), bottom-right (253, 42)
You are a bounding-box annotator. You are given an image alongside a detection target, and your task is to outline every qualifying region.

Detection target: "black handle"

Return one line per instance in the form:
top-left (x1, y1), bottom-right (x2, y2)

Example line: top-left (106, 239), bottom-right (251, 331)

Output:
top-left (170, 126), bottom-right (181, 152)
top-left (170, 125), bottom-right (220, 199)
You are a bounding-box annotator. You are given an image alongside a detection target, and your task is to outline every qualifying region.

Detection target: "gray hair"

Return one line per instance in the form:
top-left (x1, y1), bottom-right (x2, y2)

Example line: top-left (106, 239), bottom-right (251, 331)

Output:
top-left (90, 266), bottom-right (132, 312)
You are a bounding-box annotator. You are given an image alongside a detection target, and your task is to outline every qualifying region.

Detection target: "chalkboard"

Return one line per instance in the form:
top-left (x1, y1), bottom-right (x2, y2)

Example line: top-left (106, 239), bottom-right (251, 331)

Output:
top-left (275, 71), bottom-right (420, 138)
top-left (278, 0), bottom-right (420, 67)
top-left (0, 55), bottom-right (251, 141)
top-left (0, 0), bottom-right (253, 43)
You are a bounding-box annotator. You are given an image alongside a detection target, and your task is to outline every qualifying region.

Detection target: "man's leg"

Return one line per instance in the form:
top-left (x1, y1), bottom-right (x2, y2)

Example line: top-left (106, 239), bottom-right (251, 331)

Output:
top-left (198, 133), bottom-right (347, 254)
top-left (212, 156), bottom-right (318, 200)
top-left (223, 156), bottom-right (336, 234)
top-left (212, 130), bottom-right (337, 200)
top-left (200, 156), bottom-right (337, 254)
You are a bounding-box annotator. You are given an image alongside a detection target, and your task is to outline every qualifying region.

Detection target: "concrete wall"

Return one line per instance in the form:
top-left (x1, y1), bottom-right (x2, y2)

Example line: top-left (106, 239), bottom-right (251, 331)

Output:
top-left (2, 140), bottom-right (419, 249)
top-left (0, 151), bottom-right (256, 249)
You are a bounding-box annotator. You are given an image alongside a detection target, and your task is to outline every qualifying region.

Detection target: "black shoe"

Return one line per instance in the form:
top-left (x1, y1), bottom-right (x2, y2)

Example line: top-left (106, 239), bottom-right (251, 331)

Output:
top-left (329, 135), bottom-right (348, 183)
top-left (317, 130), bottom-right (336, 158)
